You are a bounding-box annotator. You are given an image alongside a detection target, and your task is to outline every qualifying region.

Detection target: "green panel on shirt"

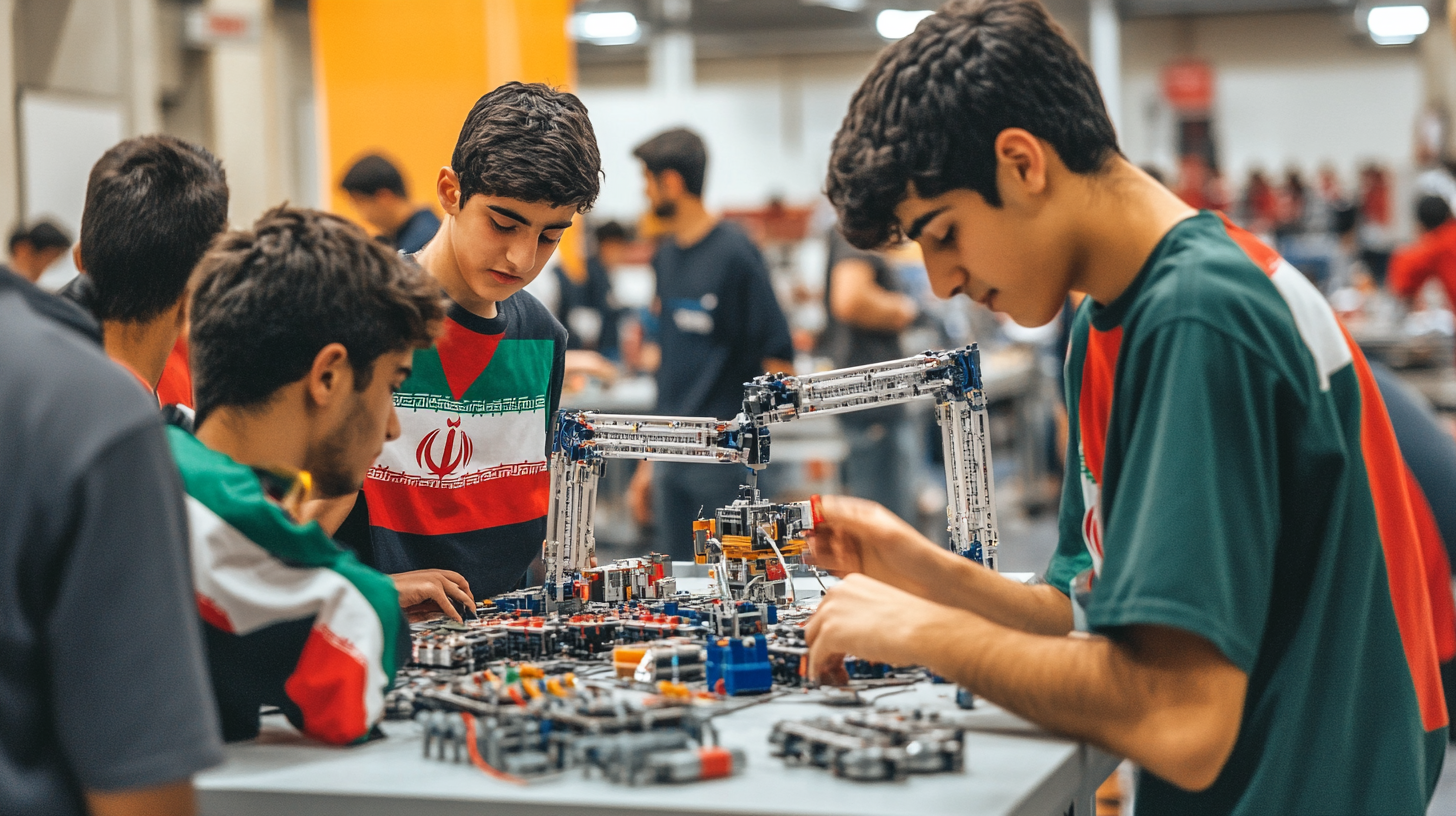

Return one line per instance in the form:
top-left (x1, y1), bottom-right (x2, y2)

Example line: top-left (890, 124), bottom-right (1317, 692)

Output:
top-left (400, 338), bottom-right (555, 414)
top-left (1045, 213), bottom-right (1440, 815)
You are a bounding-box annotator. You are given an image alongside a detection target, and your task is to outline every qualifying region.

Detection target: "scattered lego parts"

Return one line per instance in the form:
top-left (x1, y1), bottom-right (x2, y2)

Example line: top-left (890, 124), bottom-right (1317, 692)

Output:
top-left (412, 666), bottom-right (745, 786)
top-left (769, 708), bottom-right (968, 782)
top-left (706, 635), bottom-right (773, 696)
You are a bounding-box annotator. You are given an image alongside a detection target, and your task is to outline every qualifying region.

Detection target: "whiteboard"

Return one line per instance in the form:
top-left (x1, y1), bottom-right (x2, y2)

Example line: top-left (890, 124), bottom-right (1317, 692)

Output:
top-left (20, 92), bottom-right (124, 289)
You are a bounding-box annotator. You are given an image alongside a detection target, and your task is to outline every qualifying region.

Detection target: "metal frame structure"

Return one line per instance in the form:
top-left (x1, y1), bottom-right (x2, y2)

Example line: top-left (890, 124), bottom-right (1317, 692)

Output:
top-left (542, 345), bottom-right (998, 606)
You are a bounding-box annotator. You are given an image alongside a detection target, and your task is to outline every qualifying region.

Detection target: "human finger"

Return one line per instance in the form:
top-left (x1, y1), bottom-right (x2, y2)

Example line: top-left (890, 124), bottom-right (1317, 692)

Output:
top-left (426, 583), bottom-right (462, 622)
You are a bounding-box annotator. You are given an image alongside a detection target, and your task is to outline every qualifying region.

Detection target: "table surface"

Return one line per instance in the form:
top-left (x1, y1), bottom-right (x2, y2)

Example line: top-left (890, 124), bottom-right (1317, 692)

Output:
top-left (197, 683), bottom-right (1118, 816)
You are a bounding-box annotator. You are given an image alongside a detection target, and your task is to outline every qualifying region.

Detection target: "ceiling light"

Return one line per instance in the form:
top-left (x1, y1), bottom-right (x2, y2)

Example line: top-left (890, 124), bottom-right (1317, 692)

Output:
top-left (803, 0), bottom-right (867, 10)
top-left (569, 11), bottom-right (640, 46)
top-left (876, 8), bottom-right (933, 40)
top-left (1365, 5), bottom-right (1429, 46)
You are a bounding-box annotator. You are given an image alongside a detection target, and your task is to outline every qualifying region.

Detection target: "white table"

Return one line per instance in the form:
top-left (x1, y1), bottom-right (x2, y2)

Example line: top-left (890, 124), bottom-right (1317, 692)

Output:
top-left (197, 681), bottom-right (1118, 816)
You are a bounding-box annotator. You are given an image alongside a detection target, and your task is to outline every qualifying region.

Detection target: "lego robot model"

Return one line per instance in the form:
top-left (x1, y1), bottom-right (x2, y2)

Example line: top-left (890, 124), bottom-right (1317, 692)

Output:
top-left (541, 344), bottom-right (998, 609)
top-left (741, 345), bottom-right (998, 569)
top-left (541, 412), bottom-right (768, 609)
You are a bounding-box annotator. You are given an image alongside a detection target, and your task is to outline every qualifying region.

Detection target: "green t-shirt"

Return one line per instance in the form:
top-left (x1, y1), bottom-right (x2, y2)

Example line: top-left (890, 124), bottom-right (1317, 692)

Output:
top-left (1047, 212), bottom-right (1447, 814)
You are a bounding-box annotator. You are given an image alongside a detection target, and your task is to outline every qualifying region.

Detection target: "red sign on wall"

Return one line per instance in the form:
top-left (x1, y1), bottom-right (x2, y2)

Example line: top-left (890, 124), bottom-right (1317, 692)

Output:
top-left (1161, 60), bottom-right (1214, 113)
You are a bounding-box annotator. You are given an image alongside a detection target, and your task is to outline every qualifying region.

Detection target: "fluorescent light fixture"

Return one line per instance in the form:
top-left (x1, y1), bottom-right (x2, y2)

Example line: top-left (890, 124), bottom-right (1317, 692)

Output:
top-left (803, 0), bottom-right (866, 10)
top-left (1366, 5), bottom-right (1429, 45)
top-left (876, 8), bottom-right (933, 40)
top-left (569, 11), bottom-right (640, 45)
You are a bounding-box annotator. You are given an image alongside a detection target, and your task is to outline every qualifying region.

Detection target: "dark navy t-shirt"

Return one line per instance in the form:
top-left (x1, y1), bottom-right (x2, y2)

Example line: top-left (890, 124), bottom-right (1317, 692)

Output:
top-left (392, 208), bottom-right (441, 255)
top-left (653, 221), bottom-right (793, 419)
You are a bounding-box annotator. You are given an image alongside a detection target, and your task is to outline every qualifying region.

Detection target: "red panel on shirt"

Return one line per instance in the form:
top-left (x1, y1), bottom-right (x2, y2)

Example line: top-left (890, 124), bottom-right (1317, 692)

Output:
top-left (436, 316), bottom-right (502, 401)
top-left (284, 625), bottom-right (369, 745)
top-left (1078, 325), bottom-right (1123, 485)
top-left (157, 336), bottom-right (193, 408)
top-left (1344, 324), bottom-right (1449, 731)
top-left (364, 469), bottom-right (550, 536)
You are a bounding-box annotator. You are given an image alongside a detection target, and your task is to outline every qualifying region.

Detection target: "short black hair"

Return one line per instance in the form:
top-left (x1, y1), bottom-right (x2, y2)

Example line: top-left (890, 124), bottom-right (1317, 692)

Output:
top-left (827, 0), bottom-right (1120, 249)
top-left (452, 82), bottom-right (601, 212)
top-left (1417, 195), bottom-right (1452, 232)
top-left (595, 220), bottom-right (630, 244)
top-left (341, 154), bottom-right (407, 198)
top-left (80, 135), bottom-right (228, 322)
top-left (189, 206), bottom-right (445, 425)
top-left (9, 219), bottom-right (72, 253)
top-left (633, 128), bottom-right (708, 198)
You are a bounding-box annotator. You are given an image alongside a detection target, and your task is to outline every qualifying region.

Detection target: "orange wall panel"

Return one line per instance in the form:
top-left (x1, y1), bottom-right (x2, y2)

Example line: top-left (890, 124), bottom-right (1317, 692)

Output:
top-left (310, 0), bottom-right (581, 277)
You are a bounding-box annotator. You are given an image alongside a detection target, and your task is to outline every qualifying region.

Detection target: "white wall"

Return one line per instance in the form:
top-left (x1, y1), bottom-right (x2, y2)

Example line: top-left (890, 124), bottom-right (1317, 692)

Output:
top-left (1119, 12), bottom-right (1422, 195)
top-left (583, 10), bottom-right (1427, 233)
top-left (579, 53), bottom-right (875, 221)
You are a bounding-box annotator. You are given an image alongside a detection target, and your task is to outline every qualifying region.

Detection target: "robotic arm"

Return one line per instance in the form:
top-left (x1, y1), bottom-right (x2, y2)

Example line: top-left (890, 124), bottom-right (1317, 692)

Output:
top-left (542, 345), bottom-right (998, 607)
top-left (742, 346), bottom-right (998, 568)
top-left (542, 412), bottom-right (766, 602)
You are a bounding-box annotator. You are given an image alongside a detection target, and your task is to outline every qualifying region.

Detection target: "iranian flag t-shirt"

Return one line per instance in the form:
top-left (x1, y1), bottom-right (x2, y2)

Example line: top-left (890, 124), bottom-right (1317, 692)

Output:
top-left (361, 291), bottom-right (566, 598)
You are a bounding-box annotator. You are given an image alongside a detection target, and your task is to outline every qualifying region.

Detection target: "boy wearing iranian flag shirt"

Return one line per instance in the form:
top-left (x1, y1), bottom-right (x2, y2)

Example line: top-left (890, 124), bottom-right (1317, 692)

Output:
top-left (328, 83), bottom-right (601, 600)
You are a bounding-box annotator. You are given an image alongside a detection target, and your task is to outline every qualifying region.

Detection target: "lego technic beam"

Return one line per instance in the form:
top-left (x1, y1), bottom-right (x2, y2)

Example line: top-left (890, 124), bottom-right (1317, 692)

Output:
top-left (542, 412), bottom-right (767, 600)
top-left (741, 346), bottom-right (998, 569)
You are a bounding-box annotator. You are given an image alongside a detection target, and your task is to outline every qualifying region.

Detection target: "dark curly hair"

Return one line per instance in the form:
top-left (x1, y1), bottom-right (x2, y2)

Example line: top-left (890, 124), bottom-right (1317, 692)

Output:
top-left (189, 206), bottom-right (445, 425)
top-left (826, 0), bottom-right (1120, 249)
top-left (452, 82), bottom-right (602, 212)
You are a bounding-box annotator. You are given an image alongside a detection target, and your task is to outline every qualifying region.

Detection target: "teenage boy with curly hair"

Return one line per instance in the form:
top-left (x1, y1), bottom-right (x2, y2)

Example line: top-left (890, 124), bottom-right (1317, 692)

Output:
top-left (804, 2), bottom-right (1447, 813)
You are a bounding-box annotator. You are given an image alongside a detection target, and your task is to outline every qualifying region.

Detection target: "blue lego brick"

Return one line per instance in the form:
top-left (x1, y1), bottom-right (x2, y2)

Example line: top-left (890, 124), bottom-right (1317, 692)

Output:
top-left (766, 603), bottom-right (777, 625)
top-left (706, 635), bottom-right (773, 696)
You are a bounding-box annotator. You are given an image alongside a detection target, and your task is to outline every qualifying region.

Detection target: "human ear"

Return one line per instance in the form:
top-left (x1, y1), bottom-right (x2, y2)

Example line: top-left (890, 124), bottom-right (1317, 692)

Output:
top-left (436, 167), bottom-right (462, 215)
top-left (661, 169), bottom-right (686, 199)
top-left (306, 342), bottom-right (352, 411)
top-left (72, 243), bottom-right (85, 274)
top-left (993, 128), bottom-right (1049, 199)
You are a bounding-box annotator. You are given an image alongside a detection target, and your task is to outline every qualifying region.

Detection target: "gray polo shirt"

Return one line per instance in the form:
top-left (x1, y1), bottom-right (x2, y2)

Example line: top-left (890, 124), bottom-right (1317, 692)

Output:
top-left (0, 278), bottom-right (223, 814)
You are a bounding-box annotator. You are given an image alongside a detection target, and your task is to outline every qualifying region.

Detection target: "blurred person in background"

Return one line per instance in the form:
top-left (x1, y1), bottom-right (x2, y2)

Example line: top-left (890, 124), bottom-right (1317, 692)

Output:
top-left (341, 154), bottom-right (441, 255)
top-left (818, 228), bottom-right (918, 522)
top-left (1276, 168), bottom-right (1307, 237)
top-left (1387, 196), bottom-right (1456, 342)
top-left (626, 128), bottom-right (794, 560)
top-left (58, 135), bottom-right (229, 397)
top-left (553, 220), bottom-right (626, 357)
top-left (1359, 164), bottom-right (1395, 283)
top-left (1241, 168), bottom-right (1279, 234)
top-left (6, 219), bottom-right (71, 284)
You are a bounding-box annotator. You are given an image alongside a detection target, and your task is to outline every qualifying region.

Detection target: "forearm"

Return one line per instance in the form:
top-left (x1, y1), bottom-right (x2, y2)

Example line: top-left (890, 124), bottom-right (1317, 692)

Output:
top-left (840, 292), bottom-right (916, 331)
top-left (917, 611), bottom-right (1241, 790)
top-left (865, 535), bottom-right (1072, 635)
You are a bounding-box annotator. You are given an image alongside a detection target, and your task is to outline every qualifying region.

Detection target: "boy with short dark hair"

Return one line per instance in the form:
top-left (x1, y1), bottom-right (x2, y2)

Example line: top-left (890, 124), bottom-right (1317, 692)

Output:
top-left (340, 82), bottom-right (600, 599)
top-left (177, 206), bottom-right (449, 745)
top-left (59, 135), bottom-right (229, 393)
top-left (803, 1), bottom-right (1446, 813)
top-left (7, 219), bottom-right (72, 283)
top-left (341, 153), bottom-right (441, 254)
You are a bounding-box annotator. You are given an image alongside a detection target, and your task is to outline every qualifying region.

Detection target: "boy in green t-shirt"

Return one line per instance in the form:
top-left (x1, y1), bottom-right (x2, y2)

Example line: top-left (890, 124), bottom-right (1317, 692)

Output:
top-left (803, 1), bottom-right (1447, 813)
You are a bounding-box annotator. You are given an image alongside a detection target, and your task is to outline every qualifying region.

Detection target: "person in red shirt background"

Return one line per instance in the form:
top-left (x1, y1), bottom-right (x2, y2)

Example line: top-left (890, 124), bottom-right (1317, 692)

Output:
top-left (1389, 195), bottom-right (1456, 324)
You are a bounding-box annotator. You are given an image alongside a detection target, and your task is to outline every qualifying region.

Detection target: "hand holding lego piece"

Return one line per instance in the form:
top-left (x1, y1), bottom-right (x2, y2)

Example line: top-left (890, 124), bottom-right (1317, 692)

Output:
top-left (803, 573), bottom-right (951, 685)
top-left (805, 494), bottom-right (944, 589)
top-left (393, 569), bottom-right (475, 622)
